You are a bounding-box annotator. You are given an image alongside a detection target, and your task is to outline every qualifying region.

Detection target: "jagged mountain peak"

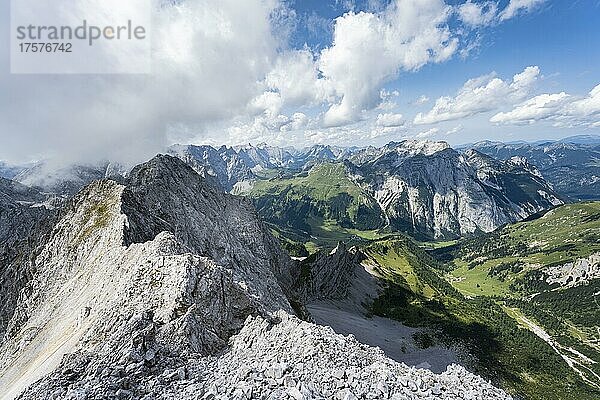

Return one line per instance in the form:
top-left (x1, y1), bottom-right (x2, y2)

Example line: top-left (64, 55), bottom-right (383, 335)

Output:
top-left (386, 139), bottom-right (452, 156)
top-left (127, 154), bottom-right (209, 187)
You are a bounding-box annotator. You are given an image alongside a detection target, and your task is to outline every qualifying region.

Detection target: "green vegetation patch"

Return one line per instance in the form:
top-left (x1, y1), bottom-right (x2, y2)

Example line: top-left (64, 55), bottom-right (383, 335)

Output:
top-left (247, 162), bottom-right (386, 237)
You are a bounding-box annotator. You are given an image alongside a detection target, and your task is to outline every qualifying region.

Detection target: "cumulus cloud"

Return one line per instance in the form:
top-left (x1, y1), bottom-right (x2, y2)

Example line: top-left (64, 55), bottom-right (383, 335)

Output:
top-left (445, 125), bottom-right (463, 135)
top-left (318, 0), bottom-right (458, 127)
top-left (264, 49), bottom-right (333, 107)
top-left (490, 84), bottom-right (600, 127)
top-left (0, 0), bottom-right (283, 165)
top-left (414, 66), bottom-right (540, 124)
top-left (376, 113), bottom-right (405, 127)
top-left (499, 0), bottom-right (546, 21)
top-left (457, 1), bottom-right (498, 26)
top-left (456, 0), bottom-right (545, 27)
top-left (413, 95), bottom-right (430, 105)
top-left (416, 127), bottom-right (439, 139)
top-left (376, 89), bottom-right (400, 111)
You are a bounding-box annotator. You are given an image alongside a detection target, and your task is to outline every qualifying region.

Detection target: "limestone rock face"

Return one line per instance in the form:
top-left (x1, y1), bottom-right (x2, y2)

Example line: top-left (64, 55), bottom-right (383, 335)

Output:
top-left (0, 178), bottom-right (56, 339)
top-left (0, 155), bottom-right (511, 399)
top-left (348, 143), bottom-right (563, 240)
top-left (544, 253), bottom-right (600, 289)
top-left (293, 243), bottom-right (380, 311)
top-left (15, 312), bottom-right (512, 400)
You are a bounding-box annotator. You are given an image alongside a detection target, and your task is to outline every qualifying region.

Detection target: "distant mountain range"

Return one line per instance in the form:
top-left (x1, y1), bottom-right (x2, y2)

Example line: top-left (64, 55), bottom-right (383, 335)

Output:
top-left (4, 135), bottom-right (598, 200)
top-left (467, 139), bottom-right (600, 200)
top-left (458, 134), bottom-right (600, 148)
top-left (0, 139), bottom-right (570, 240)
top-left (171, 140), bottom-right (562, 241)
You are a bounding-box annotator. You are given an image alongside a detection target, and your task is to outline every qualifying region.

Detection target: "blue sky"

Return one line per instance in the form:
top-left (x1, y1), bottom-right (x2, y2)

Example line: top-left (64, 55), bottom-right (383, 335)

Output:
top-left (269, 0), bottom-right (600, 145)
top-left (1, 0), bottom-right (599, 163)
top-left (290, 1), bottom-right (599, 91)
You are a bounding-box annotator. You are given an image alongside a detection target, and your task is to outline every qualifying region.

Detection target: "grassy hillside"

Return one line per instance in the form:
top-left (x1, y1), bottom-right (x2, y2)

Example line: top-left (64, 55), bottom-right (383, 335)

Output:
top-left (448, 202), bottom-right (600, 297)
top-left (247, 162), bottom-right (386, 249)
top-left (359, 237), bottom-right (598, 400)
top-left (254, 169), bottom-right (600, 399)
top-left (439, 202), bottom-right (600, 394)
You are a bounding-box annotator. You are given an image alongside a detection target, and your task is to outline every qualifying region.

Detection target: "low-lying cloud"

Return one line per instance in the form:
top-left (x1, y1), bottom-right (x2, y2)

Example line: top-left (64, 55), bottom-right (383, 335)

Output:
top-left (0, 0), bottom-right (558, 166)
top-left (0, 0), bottom-right (282, 165)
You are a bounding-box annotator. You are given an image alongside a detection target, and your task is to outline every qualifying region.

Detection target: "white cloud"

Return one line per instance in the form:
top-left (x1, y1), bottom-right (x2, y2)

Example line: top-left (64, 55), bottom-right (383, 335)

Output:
top-left (416, 127), bottom-right (439, 139)
top-left (457, 1), bottom-right (498, 26)
top-left (319, 0), bottom-right (458, 127)
top-left (499, 0), bottom-right (546, 21)
top-left (0, 0), bottom-right (558, 162)
top-left (376, 113), bottom-right (405, 127)
top-left (456, 0), bottom-right (545, 27)
top-left (377, 89), bottom-right (401, 111)
top-left (414, 95), bottom-right (430, 105)
top-left (414, 66), bottom-right (540, 124)
top-left (264, 49), bottom-right (333, 107)
top-left (0, 0), bottom-right (285, 165)
top-left (258, 1), bottom-right (461, 130)
top-left (283, 112), bottom-right (311, 131)
top-left (445, 125), bottom-right (463, 135)
top-left (490, 84), bottom-right (600, 127)
top-left (490, 93), bottom-right (569, 125)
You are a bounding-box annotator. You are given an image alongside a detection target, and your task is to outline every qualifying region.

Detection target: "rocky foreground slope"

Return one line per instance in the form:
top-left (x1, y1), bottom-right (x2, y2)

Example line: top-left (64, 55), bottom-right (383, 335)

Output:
top-left (0, 156), bottom-right (510, 399)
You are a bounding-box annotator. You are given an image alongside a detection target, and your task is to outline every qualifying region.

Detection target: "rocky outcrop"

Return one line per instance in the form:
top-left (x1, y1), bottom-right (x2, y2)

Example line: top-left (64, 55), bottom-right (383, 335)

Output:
top-left (0, 155), bottom-right (511, 399)
top-left (0, 156), bottom-right (295, 398)
top-left (544, 253), bottom-right (600, 289)
top-left (17, 312), bottom-right (511, 400)
top-left (294, 242), bottom-right (380, 311)
top-left (0, 178), bottom-right (55, 338)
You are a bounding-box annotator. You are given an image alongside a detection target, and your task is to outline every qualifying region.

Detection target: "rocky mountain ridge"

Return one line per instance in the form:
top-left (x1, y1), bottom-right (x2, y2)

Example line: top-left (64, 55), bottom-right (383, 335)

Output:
top-left (468, 140), bottom-right (600, 200)
top-left (0, 155), bottom-right (510, 399)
